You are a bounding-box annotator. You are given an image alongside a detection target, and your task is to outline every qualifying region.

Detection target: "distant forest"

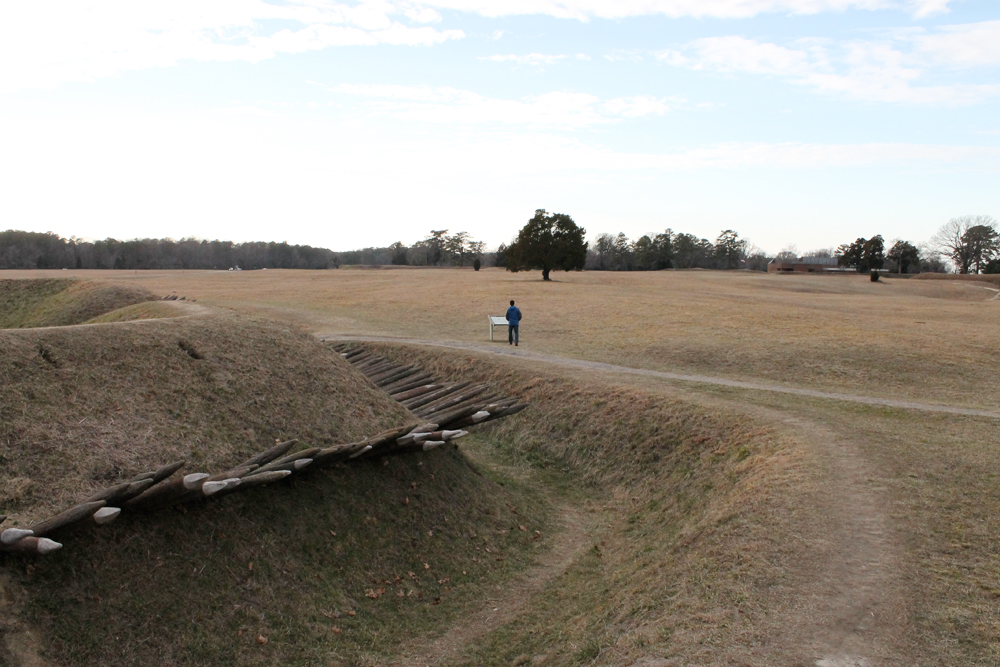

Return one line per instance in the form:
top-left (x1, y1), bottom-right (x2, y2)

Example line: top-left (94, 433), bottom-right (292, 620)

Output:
top-left (0, 231), bottom-right (338, 270)
top-left (7, 223), bottom-right (982, 273)
top-left (0, 228), bottom-right (764, 272)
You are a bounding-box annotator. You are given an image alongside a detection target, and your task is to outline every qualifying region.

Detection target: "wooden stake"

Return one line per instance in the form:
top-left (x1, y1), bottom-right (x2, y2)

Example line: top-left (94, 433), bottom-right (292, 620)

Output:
top-left (355, 356), bottom-right (388, 371)
top-left (420, 389), bottom-right (495, 420)
top-left (369, 364), bottom-right (414, 383)
top-left (1, 528), bottom-right (33, 545)
top-left (383, 374), bottom-right (436, 395)
top-left (390, 383), bottom-right (440, 401)
top-left (237, 470), bottom-right (292, 488)
top-left (375, 367), bottom-right (421, 387)
top-left (438, 408), bottom-right (491, 429)
top-left (360, 360), bottom-right (397, 376)
top-left (93, 507), bottom-right (121, 525)
top-left (1, 536), bottom-right (62, 555)
top-left (253, 447), bottom-right (320, 474)
top-left (125, 473), bottom-right (209, 508)
top-left (239, 439), bottom-right (298, 468)
top-left (84, 481), bottom-right (132, 504)
top-left (415, 384), bottom-right (488, 417)
top-left (431, 404), bottom-right (490, 430)
top-left (403, 381), bottom-right (473, 410)
top-left (483, 403), bottom-right (530, 422)
top-left (312, 423), bottom-right (418, 465)
top-left (150, 460), bottom-right (187, 485)
top-left (117, 478), bottom-right (157, 503)
top-left (28, 501), bottom-right (107, 537)
top-left (207, 464), bottom-right (259, 481)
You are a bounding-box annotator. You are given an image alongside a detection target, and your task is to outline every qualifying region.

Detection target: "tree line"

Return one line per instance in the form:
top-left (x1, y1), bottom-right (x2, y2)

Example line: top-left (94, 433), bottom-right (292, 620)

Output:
top-left (0, 229), bottom-right (493, 272)
top-left (335, 230), bottom-right (489, 268)
top-left (578, 229), bottom-right (768, 272)
top-left (830, 215), bottom-right (998, 274)
top-left (4, 213), bottom-right (994, 274)
top-left (0, 231), bottom-right (339, 271)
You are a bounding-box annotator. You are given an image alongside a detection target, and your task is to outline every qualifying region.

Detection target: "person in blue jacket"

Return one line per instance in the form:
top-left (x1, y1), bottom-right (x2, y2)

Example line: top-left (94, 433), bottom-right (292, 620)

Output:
top-left (505, 300), bottom-right (522, 346)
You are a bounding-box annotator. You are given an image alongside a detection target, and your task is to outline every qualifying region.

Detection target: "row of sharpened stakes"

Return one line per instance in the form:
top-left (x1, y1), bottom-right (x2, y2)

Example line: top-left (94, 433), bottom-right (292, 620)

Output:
top-left (332, 344), bottom-right (529, 428)
top-left (0, 345), bottom-right (528, 557)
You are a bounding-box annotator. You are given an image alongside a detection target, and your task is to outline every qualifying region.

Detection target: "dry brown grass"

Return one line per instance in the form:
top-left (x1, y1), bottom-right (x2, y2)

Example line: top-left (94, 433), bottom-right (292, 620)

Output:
top-left (911, 272), bottom-right (1000, 287)
top-left (0, 312), bottom-right (411, 527)
top-left (366, 343), bottom-right (823, 666)
top-left (9, 267), bottom-right (996, 409)
top-left (687, 385), bottom-right (1000, 666)
top-left (0, 278), bottom-right (156, 328)
top-left (4, 269), bottom-right (999, 665)
top-left (0, 308), bottom-right (553, 667)
top-left (84, 300), bottom-right (184, 323)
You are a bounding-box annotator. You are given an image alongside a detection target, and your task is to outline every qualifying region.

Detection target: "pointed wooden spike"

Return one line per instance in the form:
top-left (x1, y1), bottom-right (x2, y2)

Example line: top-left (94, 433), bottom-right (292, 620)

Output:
top-left (237, 470), bottom-right (292, 488)
top-left (239, 439), bottom-right (298, 468)
top-left (1, 528), bottom-right (33, 545)
top-left (117, 478), bottom-right (156, 503)
top-left (183, 473), bottom-right (211, 490)
top-left (93, 507), bottom-right (121, 525)
top-left (254, 447), bottom-right (320, 474)
top-left (202, 481), bottom-right (228, 496)
top-left (84, 482), bottom-right (132, 504)
top-left (150, 460), bottom-right (187, 484)
top-left (348, 445), bottom-right (372, 459)
top-left (28, 501), bottom-right (107, 537)
top-left (1, 536), bottom-right (62, 555)
top-left (36, 538), bottom-right (62, 554)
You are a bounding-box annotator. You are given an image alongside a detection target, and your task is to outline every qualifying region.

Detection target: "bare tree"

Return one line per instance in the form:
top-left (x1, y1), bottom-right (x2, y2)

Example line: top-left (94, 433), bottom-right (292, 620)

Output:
top-left (932, 215), bottom-right (999, 274)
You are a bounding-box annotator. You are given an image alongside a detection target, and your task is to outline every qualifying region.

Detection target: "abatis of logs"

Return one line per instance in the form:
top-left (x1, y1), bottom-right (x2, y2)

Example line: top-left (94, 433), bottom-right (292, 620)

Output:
top-left (0, 345), bottom-right (528, 557)
top-left (336, 343), bottom-right (530, 433)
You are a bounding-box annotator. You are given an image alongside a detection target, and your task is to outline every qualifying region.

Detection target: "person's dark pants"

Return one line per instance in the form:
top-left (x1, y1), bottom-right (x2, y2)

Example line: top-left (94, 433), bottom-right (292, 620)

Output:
top-left (509, 325), bottom-right (519, 345)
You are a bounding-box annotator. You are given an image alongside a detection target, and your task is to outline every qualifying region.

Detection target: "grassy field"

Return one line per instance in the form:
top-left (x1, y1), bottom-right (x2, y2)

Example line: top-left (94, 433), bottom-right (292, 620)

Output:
top-left (6, 267), bottom-right (997, 409)
top-left (3, 268), bottom-right (999, 666)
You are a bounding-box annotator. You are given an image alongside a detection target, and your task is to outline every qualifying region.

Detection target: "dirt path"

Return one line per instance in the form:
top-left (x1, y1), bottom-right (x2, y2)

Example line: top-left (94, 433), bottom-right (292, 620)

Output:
top-left (321, 335), bottom-right (1000, 420)
top-left (761, 412), bottom-right (909, 667)
top-left (390, 503), bottom-right (592, 667)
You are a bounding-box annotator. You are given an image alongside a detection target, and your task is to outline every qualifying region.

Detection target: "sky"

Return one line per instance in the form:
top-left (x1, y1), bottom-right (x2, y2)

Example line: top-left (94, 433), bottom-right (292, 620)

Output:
top-left (1, 1), bottom-right (998, 255)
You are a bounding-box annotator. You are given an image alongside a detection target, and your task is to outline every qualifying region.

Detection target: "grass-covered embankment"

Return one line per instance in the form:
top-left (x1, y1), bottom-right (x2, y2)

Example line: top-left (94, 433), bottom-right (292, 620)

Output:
top-left (0, 314), bottom-right (551, 667)
top-left (0, 278), bottom-right (159, 329)
top-left (910, 272), bottom-right (1000, 287)
top-left (365, 343), bottom-right (812, 666)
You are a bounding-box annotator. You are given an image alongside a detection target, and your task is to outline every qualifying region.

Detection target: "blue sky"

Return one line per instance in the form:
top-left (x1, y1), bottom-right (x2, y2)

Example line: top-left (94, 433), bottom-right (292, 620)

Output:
top-left (1, 1), bottom-right (997, 254)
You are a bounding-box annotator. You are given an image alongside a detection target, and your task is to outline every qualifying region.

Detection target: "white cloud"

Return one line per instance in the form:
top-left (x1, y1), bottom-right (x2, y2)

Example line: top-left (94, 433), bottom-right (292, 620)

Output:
top-left (404, 6), bottom-right (443, 22)
top-left (0, 1), bottom-right (463, 93)
top-left (410, 0), bottom-right (956, 20)
top-left (481, 53), bottom-right (569, 65)
top-left (660, 21), bottom-right (1000, 104)
top-left (331, 83), bottom-right (676, 126)
top-left (911, 20), bottom-right (1000, 68)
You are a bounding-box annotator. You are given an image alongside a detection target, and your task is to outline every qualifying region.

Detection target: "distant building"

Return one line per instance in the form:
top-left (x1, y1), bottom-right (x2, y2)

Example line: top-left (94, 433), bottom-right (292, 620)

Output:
top-left (767, 256), bottom-right (840, 273)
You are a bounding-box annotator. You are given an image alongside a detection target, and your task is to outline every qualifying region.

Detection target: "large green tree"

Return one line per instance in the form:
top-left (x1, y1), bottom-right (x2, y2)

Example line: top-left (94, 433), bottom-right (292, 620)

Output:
top-left (714, 229), bottom-right (747, 269)
top-left (887, 240), bottom-right (920, 274)
top-left (837, 235), bottom-right (884, 272)
top-left (506, 209), bottom-right (587, 281)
